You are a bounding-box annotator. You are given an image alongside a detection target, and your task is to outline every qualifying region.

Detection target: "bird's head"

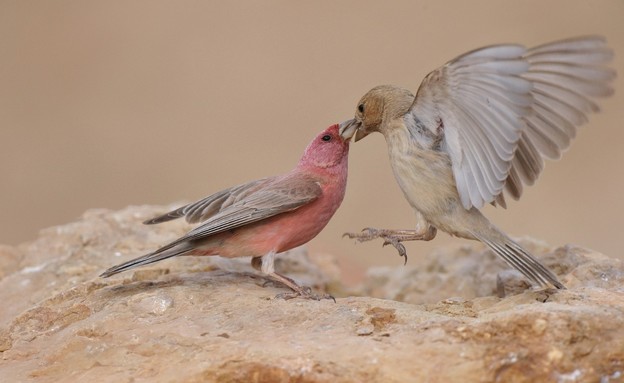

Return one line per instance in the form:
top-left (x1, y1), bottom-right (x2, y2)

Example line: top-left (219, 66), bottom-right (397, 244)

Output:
top-left (339, 85), bottom-right (414, 142)
top-left (300, 124), bottom-right (350, 169)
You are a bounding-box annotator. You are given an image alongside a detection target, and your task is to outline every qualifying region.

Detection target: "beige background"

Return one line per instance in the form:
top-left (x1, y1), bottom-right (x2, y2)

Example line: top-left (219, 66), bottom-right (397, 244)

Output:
top-left (1, 1), bottom-right (622, 281)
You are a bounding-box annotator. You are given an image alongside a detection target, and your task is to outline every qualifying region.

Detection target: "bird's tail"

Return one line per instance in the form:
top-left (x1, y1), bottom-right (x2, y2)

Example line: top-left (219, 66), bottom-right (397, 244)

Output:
top-left (471, 230), bottom-right (565, 289)
top-left (100, 242), bottom-right (193, 278)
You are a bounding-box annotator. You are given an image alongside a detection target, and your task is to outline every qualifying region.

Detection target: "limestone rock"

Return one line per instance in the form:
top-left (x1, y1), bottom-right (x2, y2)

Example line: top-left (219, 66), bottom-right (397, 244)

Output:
top-left (354, 238), bottom-right (622, 304)
top-left (0, 206), bottom-right (623, 382)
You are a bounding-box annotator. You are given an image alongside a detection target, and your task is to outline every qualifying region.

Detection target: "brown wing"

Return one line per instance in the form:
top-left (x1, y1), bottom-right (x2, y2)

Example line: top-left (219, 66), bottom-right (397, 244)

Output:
top-left (140, 172), bottom-right (323, 254)
top-left (408, 36), bottom-right (614, 209)
top-left (144, 177), bottom-right (273, 225)
top-left (503, 37), bottom-right (615, 202)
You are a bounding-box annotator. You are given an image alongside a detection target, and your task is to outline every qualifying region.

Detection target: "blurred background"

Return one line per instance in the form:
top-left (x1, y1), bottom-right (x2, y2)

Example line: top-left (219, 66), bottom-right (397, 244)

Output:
top-left (1, 1), bottom-right (622, 282)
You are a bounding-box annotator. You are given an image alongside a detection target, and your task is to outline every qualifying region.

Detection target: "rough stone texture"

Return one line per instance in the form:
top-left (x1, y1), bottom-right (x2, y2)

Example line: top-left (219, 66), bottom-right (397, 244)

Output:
top-left (0, 206), bottom-right (623, 382)
top-left (352, 238), bottom-right (622, 304)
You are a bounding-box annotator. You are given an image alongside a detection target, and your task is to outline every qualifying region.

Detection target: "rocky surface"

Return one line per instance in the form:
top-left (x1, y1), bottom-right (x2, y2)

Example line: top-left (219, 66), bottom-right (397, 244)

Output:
top-left (0, 206), bottom-right (623, 382)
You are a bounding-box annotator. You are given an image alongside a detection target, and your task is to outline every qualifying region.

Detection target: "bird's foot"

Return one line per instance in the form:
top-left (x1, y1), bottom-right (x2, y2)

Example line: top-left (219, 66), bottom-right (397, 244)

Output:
top-left (261, 279), bottom-right (283, 288)
top-left (261, 270), bottom-right (335, 302)
top-left (343, 226), bottom-right (437, 265)
top-left (381, 236), bottom-right (408, 265)
top-left (275, 286), bottom-right (336, 303)
top-left (343, 227), bottom-right (410, 265)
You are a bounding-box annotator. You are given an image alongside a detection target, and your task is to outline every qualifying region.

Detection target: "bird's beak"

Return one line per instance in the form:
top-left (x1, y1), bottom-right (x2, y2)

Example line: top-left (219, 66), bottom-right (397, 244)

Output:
top-left (339, 118), bottom-right (368, 142)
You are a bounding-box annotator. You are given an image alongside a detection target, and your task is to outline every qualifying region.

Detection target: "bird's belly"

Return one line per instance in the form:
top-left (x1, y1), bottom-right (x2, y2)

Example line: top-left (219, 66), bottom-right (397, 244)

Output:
top-left (198, 195), bottom-right (338, 259)
top-left (388, 146), bottom-right (460, 220)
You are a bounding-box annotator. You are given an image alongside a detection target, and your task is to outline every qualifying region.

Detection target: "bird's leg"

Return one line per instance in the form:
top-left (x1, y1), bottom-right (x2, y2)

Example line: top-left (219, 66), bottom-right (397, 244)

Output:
top-left (251, 254), bottom-right (299, 289)
top-left (251, 253), bottom-right (335, 302)
top-left (343, 212), bottom-right (437, 265)
top-left (250, 256), bottom-right (281, 287)
top-left (343, 227), bottom-right (436, 265)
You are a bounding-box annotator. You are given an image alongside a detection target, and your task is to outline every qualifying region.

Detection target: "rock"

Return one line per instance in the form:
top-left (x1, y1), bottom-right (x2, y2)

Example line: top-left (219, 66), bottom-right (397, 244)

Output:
top-left (0, 205), bottom-right (623, 382)
top-left (353, 238), bottom-right (623, 303)
top-left (0, 245), bottom-right (23, 279)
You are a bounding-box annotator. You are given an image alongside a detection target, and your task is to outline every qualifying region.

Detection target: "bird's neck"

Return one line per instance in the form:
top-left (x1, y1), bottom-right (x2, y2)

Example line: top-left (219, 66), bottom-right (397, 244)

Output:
top-left (297, 154), bottom-right (348, 181)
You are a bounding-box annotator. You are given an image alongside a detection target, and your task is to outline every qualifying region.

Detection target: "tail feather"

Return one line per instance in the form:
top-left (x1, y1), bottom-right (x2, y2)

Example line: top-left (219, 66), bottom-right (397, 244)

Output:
top-left (100, 242), bottom-right (193, 278)
top-left (474, 234), bottom-right (565, 289)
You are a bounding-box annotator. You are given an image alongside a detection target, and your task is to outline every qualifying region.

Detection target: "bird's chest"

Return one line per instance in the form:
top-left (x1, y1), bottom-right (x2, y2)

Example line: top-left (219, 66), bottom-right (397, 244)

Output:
top-left (386, 129), bottom-right (459, 217)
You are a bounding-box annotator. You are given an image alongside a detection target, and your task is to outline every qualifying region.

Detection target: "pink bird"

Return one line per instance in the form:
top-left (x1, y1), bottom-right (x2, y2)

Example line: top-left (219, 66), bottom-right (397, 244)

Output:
top-left (101, 124), bottom-right (349, 300)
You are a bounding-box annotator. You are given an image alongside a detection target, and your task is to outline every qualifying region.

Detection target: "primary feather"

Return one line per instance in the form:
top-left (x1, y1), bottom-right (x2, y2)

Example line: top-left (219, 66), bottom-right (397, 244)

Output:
top-left (409, 36), bottom-right (614, 209)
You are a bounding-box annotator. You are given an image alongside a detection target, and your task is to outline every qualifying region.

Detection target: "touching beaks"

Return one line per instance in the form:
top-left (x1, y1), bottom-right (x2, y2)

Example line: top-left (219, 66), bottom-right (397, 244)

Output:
top-left (339, 118), bottom-right (368, 142)
top-left (338, 118), bottom-right (358, 141)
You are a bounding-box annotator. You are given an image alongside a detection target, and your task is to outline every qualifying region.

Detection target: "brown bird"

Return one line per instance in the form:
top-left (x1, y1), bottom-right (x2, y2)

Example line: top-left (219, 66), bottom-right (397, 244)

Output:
top-left (339, 36), bottom-right (615, 289)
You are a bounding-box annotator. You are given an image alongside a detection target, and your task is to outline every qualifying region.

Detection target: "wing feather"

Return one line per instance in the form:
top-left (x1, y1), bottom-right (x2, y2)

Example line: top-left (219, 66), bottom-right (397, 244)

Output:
top-left (144, 178), bottom-right (271, 225)
top-left (182, 175), bottom-right (322, 241)
top-left (409, 36), bottom-right (614, 209)
top-left (145, 173), bottom-right (322, 253)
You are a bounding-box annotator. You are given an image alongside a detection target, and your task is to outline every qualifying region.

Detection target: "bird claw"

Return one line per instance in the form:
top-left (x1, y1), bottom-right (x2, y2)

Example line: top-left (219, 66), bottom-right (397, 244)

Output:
top-left (262, 279), bottom-right (279, 288)
top-left (343, 227), bottom-right (409, 265)
top-left (342, 227), bottom-right (380, 242)
top-left (275, 286), bottom-right (336, 303)
top-left (382, 238), bottom-right (408, 265)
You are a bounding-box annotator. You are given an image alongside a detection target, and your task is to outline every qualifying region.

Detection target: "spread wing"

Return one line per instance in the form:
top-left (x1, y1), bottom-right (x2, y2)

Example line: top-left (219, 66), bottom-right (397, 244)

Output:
top-left (141, 173), bottom-right (322, 253)
top-left (409, 36), bottom-right (614, 209)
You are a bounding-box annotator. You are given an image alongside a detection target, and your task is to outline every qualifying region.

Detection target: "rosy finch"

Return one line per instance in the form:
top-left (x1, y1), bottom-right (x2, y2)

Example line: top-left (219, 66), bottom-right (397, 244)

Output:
top-left (102, 124), bottom-right (349, 300)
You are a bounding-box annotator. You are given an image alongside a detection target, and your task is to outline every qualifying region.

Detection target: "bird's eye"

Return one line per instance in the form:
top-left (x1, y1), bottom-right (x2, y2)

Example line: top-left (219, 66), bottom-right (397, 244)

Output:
top-left (321, 135), bottom-right (332, 142)
top-left (358, 103), bottom-right (365, 113)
